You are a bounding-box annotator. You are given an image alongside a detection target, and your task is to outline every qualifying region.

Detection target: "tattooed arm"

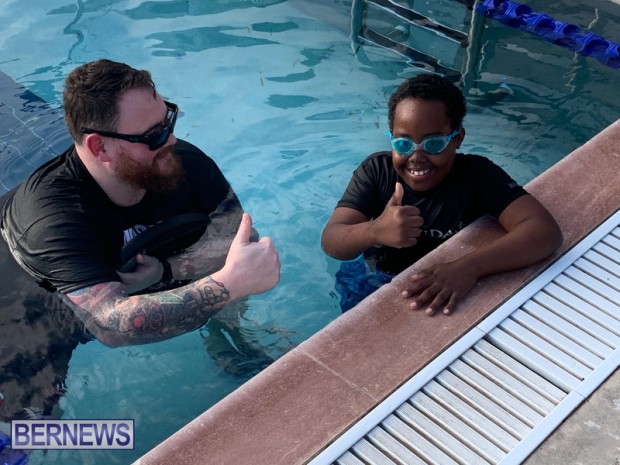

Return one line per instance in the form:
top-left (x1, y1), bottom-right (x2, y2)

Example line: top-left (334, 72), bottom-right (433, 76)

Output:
top-left (117, 187), bottom-right (251, 294)
top-left (62, 278), bottom-right (229, 346)
top-left (62, 214), bottom-right (280, 347)
top-left (169, 186), bottom-right (244, 280)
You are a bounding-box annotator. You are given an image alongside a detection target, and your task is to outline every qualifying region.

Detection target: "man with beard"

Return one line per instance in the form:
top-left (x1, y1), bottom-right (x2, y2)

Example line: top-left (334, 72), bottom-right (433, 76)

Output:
top-left (0, 59), bottom-right (280, 348)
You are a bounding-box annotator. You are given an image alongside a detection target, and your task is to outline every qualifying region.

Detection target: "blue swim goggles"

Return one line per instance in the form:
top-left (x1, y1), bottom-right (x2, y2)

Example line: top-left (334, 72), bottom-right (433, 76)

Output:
top-left (387, 127), bottom-right (461, 156)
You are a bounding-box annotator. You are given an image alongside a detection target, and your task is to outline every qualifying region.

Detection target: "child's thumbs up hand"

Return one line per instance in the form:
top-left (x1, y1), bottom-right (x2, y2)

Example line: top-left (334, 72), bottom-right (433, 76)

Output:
top-left (387, 181), bottom-right (404, 206)
top-left (373, 182), bottom-right (424, 248)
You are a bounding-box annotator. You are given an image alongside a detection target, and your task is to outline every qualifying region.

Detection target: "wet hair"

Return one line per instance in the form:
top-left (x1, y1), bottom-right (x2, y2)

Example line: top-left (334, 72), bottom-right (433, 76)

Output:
top-left (387, 74), bottom-right (466, 132)
top-left (63, 59), bottom-right (157, 144)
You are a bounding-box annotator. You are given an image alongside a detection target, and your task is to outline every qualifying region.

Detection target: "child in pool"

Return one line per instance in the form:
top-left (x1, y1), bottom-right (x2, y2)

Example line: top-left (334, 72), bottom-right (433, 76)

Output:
top-left (321, 73), bottom-right (562, 314)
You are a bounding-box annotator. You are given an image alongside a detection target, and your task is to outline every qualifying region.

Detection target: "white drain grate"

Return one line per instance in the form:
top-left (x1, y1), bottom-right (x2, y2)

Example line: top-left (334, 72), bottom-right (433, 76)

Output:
top-left (309, 210), bottom-right (620, 465)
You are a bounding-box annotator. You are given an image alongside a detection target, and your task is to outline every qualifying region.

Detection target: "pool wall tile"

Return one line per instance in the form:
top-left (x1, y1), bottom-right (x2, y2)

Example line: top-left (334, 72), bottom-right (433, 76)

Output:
top-left (134, 119), bottom-right (620, 465)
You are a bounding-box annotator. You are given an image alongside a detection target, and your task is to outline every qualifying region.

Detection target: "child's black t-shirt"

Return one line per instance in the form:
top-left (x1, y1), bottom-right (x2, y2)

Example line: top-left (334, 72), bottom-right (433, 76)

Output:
top-left (336, 151), bottom-right (527, 274)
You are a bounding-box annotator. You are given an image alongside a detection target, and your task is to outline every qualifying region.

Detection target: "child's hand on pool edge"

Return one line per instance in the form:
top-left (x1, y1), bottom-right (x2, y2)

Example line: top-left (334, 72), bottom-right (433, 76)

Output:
top-left (401, 259), bottom-right (478, 316)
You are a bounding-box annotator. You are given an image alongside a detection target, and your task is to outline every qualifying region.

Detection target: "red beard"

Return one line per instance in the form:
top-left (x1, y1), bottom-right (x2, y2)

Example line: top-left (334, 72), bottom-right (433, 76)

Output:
top-left (115, 146), bottom-right (185, 193)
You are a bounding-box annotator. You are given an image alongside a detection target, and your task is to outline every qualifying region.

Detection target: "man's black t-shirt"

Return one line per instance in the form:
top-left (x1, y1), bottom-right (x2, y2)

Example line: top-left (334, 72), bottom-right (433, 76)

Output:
top-left (336, 151), bottom-right (527, 274)
top-left (1, 139), bottom-right (232, 293)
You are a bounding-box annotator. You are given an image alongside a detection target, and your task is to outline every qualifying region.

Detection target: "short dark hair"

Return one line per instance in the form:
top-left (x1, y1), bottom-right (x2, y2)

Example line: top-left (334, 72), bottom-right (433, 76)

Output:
top-left (63, 59), bottom-right (156, 144)
top-left (387, 74), bottom-right (466, 132)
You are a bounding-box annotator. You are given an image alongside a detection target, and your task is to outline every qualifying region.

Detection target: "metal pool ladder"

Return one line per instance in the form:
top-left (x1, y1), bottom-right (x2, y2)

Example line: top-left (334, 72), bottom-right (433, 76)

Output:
top-left (350, 0), bottom-right (475, 79)
top-left (309, 209), bottom-right (620, 465)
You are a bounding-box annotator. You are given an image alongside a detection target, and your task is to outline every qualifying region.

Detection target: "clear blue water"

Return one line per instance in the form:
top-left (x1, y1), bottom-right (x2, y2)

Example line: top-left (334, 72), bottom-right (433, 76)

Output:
top-left (0, 0), bottom-right (618, 463)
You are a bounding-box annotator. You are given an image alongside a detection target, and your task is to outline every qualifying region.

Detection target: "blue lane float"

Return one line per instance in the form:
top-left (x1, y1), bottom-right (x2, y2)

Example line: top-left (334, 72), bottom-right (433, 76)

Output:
top-left (476, 0), bottom-right (620, 69)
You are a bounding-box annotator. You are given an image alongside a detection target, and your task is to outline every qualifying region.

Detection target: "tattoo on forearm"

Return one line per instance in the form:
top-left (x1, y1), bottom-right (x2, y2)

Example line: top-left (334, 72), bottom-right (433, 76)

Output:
top-left (196, 277), bottom-right (230, 306)
top-left (132, 277), bottom-right (231, 335)
top-left (130, 307), bottom-right (165, 333)
top-left (66, 277), bottom-right (232, 345)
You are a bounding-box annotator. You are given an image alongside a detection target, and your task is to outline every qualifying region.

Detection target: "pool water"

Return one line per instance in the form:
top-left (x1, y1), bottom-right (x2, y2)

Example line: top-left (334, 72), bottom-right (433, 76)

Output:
top-left (0, 0), bottom-right (618, 463)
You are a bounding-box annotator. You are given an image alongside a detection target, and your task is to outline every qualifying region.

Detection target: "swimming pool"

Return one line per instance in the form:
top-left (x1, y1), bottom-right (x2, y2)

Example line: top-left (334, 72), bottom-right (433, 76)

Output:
top-left (0, 0), bottom-right (618, 463)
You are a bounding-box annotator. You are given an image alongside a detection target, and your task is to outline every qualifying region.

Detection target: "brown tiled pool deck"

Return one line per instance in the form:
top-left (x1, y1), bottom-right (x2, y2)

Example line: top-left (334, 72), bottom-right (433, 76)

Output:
top-left (134, 119), bottom-right (620, 465)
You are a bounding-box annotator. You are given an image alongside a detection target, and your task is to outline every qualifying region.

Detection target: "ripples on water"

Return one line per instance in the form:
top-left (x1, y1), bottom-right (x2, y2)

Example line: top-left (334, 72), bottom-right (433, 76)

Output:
top-left (0, 74), bottom-right (69, 191)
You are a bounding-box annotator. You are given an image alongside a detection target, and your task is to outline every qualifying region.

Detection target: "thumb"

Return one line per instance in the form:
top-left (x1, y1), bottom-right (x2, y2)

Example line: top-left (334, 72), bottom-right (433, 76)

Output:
top-left (232, 213), bottom-right (253, 246)
top-left (387, 182), bottom-right (404, 206)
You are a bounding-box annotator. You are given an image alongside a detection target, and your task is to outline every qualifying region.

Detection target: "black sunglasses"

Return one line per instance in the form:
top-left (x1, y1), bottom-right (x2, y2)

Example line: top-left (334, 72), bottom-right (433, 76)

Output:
top-left (81, 101), bottom-right (178, 151)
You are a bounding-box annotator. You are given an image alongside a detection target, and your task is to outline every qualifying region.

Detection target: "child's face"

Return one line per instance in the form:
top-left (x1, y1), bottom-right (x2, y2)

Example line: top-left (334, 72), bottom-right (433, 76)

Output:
top-left (391, 98), bottom-right (463, 192)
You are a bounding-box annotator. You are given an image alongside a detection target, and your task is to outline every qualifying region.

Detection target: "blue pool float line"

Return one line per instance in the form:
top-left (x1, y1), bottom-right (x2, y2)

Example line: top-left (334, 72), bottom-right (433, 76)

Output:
top-left (476, 0), bottom-right (620, 69)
